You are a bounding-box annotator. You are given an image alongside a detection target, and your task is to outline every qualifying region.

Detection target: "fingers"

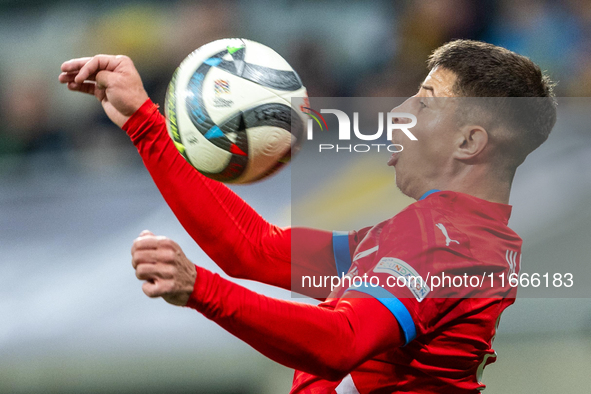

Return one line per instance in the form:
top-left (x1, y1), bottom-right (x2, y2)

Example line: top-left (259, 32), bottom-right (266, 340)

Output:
top-left (59, 72), bottom-right (77, 83)
top-left (95, 70), bottom-right (113, 89)
top-left (131, 234), bottom-right (159, 255)
top-left (75, 55), bottom-right (127, 84)
top-left (132, 248), bottom-right (177, 269)
top-left (131, 233), bottom-right (179, 255)
top-left (131, 232), bottom-right (180, 268)
top-left (136, 262), bottom-right (175, 280)
top-left (61, 54), bottom-right (126, 85)
top-left (60, 71), bottom-right (97, 96)
top-left (59, 72), bottom-right (96, 83)
top-left (132, 249), bottom-right (159, 268)
top-left (59, 56), bottom-right (115, 100)
top-left (142, 280), bottom-right (174, 298)
top-left (66, 81), bottom-right (96, 95)
top-left (156, 237), bottom-right (181, 253)
top-left (60, 57), bottom-right (93, 73)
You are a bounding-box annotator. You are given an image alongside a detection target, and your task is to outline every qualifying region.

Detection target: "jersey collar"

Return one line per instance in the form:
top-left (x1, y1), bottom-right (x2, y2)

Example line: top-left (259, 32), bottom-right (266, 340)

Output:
top-left (419, 190), bottom-right (513, 224)
top-left (419, 189), bottom-right (441, 200)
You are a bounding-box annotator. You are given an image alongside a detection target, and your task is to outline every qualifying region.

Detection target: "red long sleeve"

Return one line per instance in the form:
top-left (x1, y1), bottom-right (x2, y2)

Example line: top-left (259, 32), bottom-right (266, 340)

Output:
top-left (125, 100), bottom-right (405, 382)
top-left (122, 99), bottom-right (337, 292)
top-left (187, 265), bottom-right (404, 381)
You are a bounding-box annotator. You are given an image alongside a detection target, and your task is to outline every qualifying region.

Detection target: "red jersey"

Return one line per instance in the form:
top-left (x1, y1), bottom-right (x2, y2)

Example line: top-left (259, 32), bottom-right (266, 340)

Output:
top-left (293, 191), bottom-right (521, 393)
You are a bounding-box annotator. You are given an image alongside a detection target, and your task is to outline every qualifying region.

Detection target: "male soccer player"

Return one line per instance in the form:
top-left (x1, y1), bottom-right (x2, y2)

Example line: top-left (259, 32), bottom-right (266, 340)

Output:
top-left (59, 40), bottom-right (556, 393)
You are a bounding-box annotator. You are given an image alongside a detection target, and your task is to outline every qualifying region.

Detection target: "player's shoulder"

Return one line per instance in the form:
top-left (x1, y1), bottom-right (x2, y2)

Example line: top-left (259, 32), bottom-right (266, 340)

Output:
top-left (382, 190), bottom-right (519, 246)
top-left (391, 190), bottom-right (513, 225)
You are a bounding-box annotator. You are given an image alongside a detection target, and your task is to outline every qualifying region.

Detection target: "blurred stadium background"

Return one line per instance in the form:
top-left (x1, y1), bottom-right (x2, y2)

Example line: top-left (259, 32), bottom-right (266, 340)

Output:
top-left (1, 0), bottom-right (591, 393)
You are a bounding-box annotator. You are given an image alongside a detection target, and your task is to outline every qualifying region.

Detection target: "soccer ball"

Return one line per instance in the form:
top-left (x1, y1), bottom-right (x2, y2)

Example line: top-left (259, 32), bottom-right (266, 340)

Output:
top-left (164, 38), bottom-right (309, 184)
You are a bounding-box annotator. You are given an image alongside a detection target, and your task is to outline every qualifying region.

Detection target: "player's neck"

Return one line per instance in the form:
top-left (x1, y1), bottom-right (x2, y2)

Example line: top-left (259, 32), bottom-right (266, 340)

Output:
top-left (428, 167), bottom-right (513, 205)
top-left (451, 180), bottom-right (511, 204)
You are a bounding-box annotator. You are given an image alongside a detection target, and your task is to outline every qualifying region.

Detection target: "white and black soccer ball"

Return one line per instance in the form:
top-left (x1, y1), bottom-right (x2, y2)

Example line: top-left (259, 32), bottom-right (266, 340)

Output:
top-left (165, 38), bottom-right (309, 184)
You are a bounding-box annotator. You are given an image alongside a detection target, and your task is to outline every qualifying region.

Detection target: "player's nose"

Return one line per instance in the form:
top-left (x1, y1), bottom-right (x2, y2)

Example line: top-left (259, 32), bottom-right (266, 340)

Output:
top-left (390, 114), bottom-right (414, 124)
top-left (390, 97), bottom-right (417, 123)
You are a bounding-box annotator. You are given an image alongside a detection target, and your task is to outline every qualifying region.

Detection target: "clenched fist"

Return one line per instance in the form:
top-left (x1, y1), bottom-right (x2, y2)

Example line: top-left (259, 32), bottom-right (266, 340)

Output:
top-left (131, 230), bottom-right (197, 306)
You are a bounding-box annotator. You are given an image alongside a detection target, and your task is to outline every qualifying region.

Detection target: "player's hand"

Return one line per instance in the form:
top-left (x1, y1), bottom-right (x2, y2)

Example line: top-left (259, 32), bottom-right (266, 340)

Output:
top-left (59, 55), bottom-right (150, 128)
top-left (131, 230), bottom-right (197, 306)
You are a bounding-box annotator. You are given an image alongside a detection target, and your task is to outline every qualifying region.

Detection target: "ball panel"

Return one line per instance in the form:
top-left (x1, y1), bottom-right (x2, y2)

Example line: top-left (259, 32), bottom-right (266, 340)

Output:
top-left (164, 68), bottom-right (190, 161)
top-left (183, 38), bottom-right (246, 68)
top-left (241, 85), bottom-right (308, 147)
top-left (233, 125), bottom-right (292, 183)
top-left (174, 60), bottom-right (239, 176)
top-left (240, 63), bottom-right (302, 91)
top-left (240, 100), bottom-right (305, 163)
top-left (202, 67), bottom-right (279, 125)
top-left (241, 39), bottom-right (293, 71)
top-left (184, 57), bottom-right (220, 134)
top-left (242, 102), bottom-right (292, 130)
top-left (183, 129), bottom-right (231, 173)
top-left (229, 99), bottom-right (302, 184)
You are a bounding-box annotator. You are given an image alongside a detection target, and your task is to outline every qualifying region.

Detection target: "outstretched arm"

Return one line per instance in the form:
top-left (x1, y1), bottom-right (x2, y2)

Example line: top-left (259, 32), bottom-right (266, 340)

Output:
top-left (131, 232), bottom-right (404, 381)
top-left (123, 100), bottom-right (338, 290)
top-left (59, 55), bottom-right (340, 293)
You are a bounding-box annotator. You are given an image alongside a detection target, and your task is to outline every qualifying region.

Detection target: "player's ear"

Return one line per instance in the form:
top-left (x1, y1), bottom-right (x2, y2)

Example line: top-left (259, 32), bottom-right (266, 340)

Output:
top-left (453, 125), bottom-right (488, 161)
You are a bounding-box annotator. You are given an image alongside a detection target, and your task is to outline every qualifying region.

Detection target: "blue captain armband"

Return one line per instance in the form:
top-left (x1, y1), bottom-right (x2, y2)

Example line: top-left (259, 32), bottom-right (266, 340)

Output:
top-left (345, 283), bottom-right (417, 345)
top-left (332, 231), bottom-right (352, 277)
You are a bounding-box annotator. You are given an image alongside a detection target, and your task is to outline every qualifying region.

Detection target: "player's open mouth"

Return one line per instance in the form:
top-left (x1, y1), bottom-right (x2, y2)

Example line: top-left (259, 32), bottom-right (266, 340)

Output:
top-left (388, 152), bottom-right (399, 167)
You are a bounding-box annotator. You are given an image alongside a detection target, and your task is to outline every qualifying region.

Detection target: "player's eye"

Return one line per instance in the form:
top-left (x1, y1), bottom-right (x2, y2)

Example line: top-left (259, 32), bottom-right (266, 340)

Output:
top-left (419, 100), bottom-right (427, 109)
